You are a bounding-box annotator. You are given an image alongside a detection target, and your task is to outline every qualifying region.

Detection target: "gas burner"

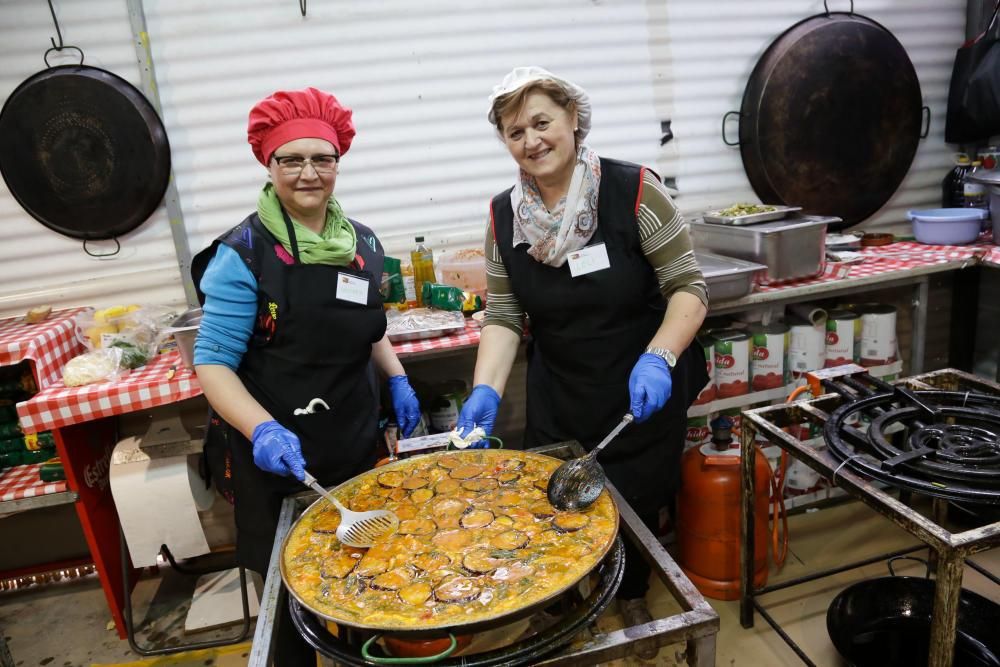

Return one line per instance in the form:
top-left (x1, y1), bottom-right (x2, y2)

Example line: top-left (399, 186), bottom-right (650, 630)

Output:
top-left (823, 386), bottom-right (1000, 505)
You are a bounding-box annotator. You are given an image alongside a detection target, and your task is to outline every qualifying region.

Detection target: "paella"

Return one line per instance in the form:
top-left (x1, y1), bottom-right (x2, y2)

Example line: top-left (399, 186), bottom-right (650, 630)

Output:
top-left (281, 449), bottom-right (619, 631)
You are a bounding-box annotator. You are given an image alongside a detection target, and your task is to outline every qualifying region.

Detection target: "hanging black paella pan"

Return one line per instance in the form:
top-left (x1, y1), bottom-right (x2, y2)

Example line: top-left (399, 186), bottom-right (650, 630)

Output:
top-left (0, 51), bottom-right (170, 252)
top-left (723, 2), bottom-right (930, 230)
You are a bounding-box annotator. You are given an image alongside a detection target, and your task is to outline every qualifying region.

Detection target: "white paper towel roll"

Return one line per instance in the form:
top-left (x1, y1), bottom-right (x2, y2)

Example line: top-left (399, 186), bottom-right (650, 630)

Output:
top-left (110, 416), bottom-right (215, 568)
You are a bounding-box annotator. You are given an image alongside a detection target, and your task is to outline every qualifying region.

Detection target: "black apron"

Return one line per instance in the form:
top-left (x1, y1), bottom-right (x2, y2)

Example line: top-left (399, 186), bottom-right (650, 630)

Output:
top-left (193, 210), bottom-right (386, 574)
top-left (491, 158), bottom-right (707, 515)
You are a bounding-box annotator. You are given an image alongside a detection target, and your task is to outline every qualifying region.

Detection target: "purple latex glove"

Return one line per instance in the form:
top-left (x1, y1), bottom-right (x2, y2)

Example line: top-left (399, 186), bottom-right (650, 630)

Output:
top-left (455, 384), bottom-right (501, 447)
top-left (628, 353), bottom-right (673, 423)
top-left (388, 374), bottom-right (421, 437)
top-left (251, 420), bottom-right (306, 480)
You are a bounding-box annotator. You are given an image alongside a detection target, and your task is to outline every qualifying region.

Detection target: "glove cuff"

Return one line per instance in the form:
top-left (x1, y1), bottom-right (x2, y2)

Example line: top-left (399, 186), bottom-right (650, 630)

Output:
top-left (639, 352), bottom-right (670, 371)
top-left (472, 384), bottom-right (501, 402)
top-left (251, 419), bottom-right (278, 442)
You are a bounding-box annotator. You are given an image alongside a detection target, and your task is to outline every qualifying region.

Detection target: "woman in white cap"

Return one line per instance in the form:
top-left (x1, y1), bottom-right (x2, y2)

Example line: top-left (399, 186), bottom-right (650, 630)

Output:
top-left (456, 67), bottom-right (709, 660)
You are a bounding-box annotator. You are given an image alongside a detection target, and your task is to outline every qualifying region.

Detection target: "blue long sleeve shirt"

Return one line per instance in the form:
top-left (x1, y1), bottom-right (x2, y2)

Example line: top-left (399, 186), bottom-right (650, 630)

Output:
top-left (193, 244), bottom-right (257, 370)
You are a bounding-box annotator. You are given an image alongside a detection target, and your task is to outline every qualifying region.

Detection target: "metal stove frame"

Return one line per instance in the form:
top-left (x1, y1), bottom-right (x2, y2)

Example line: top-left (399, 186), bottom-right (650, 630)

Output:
top-left (740, 368), bottom-right (1000, 667)
top-left (249, 441), bottom-right (719, 666)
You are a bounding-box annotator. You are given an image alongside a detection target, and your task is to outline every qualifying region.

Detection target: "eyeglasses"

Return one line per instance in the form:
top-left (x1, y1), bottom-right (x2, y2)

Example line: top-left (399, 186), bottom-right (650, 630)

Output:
top-left (271, 153), bottom-right (339, 176)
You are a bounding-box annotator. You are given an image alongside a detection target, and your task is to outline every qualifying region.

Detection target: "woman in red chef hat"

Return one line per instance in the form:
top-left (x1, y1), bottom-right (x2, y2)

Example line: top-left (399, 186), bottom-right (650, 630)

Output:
top-left (191, 88), bottom-right (420, 661)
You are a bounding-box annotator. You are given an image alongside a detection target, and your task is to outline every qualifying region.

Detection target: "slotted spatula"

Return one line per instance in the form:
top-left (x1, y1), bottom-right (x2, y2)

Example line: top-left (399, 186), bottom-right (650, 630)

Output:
top-left (302, 471), bottom-right (399, 547)
top-left (547, 413), bottom-right (634, 511)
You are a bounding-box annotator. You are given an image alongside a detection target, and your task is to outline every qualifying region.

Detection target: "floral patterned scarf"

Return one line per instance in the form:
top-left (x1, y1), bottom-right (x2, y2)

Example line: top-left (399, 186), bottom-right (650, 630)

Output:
top-left (510, 145), bottom-right (601, 267)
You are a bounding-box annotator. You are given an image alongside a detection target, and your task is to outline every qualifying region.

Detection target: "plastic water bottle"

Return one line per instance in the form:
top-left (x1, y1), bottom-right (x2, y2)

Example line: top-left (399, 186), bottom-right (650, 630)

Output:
top-left (963, 160), bottom-right (990, 232)
top-left (942, 154), bottom-right (970, 208)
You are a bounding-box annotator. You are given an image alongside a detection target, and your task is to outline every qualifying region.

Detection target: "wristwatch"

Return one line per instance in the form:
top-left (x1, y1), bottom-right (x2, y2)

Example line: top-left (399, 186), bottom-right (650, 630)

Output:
top-left (645, 346), bottom-right (677, 368)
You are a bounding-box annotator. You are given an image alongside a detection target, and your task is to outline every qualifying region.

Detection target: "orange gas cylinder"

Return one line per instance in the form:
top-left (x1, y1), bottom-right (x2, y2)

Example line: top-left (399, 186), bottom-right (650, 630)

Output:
top-left (676, 417), bottom-right (771, 600)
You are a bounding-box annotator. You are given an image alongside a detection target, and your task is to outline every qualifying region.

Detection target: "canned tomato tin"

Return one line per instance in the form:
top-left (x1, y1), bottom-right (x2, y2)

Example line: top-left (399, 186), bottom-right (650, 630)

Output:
top-left (713, 329), bottom-right (751, 398)
top-left (748, 322), bottom-right (790, 391)
top-left (692, 332), bottom-right (716, 405)
top-left (788, 320), bottom-right (826, 377)
top-left (857, 304), bottom-right (898, 366)
top-left (685, 416), bottom-right (711, 451)
top-left (824, 309), bottom-right (861, 367)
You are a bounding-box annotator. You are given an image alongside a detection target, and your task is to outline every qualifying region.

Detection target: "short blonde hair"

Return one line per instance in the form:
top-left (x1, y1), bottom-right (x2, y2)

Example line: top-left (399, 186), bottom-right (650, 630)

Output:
top-left (491, 80), bottom-right (582, 144)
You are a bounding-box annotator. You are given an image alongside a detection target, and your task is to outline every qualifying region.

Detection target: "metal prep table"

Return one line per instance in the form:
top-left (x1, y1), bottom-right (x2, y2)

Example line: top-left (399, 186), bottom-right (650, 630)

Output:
top-left (249, 441), bottom-right (719, 666)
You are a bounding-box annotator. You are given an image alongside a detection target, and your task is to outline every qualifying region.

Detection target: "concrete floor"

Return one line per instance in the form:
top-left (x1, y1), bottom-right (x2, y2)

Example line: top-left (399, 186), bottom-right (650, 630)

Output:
top-left (1, 499), bottom-right (997, 667)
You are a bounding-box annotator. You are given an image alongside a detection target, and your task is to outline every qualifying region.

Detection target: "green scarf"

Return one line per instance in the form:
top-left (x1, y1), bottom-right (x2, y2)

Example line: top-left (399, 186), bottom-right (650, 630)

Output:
top-left (256, 183), bottom-right (357, 265)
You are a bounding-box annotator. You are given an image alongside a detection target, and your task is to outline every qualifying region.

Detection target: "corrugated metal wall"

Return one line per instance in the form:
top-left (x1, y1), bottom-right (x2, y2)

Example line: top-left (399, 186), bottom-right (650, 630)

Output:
top-left (0, 0), bottom-right (967, 317)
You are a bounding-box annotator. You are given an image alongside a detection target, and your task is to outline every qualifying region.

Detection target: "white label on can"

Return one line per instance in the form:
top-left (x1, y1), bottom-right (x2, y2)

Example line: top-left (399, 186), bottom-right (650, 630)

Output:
top-left (751, 331), bottom-right (788, 391)
top-left (861, 311), bottom-right (897, 362)
top-left (789, 324), bottom-right (826, 373)
top-left (714, 338), bottom-right (750, 397)
top-left (825, 318), bottom-right (860, 366)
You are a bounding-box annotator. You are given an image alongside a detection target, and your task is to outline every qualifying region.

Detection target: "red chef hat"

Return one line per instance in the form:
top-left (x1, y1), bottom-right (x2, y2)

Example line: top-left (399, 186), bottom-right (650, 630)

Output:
top-left (247, 87), bottom-right (356, 165)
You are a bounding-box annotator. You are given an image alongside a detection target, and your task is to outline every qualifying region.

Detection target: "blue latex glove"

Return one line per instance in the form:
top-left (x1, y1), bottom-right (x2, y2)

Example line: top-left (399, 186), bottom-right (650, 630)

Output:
top-left (628, 353), bottom-right (673, 424)
top-left (455, 384), bottom-right (501, 447)
top-left (251, 420), bottom-right (306, 480)
top-left (388, 374), bottom-right (421, 437)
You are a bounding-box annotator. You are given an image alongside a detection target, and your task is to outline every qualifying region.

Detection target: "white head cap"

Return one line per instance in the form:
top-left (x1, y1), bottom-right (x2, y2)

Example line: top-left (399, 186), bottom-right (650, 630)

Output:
top-left (487, 66), bottom-right (591, 140)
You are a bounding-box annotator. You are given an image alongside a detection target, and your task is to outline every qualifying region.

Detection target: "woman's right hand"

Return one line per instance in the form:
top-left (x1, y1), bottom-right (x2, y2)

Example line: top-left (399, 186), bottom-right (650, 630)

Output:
top-left (251, 420), bottom-right (307, 480)
top-left (455, 385), bottom-right (501, 444)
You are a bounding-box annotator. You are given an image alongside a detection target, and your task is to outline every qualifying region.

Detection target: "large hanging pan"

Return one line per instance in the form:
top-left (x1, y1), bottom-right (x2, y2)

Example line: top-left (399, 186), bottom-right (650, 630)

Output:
top-left (0, 51), bottom-right (170, 256)
top-left (723, 2), bottom-right (930, 230)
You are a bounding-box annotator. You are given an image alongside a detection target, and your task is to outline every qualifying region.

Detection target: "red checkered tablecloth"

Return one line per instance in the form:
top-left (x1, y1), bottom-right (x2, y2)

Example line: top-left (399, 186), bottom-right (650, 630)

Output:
top-left (755, 241), bottom-right (990, 292)
top-left (15, 351), bottom-right (202, 434)
top-left (391, 319), bottom-right (482, 356)
top-left (0, 308), bottom-right (88, 391)
top-left (0, 463), bottom-right (68, 501)
top-left (985, 245), bottom-right (1000, 267)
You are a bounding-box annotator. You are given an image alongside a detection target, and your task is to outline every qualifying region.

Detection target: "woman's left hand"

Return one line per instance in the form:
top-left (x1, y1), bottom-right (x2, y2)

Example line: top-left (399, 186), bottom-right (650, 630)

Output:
top-left (628, 353), bottom-right (673, 423)
top-left (388, 375), bottom-right (421, 437)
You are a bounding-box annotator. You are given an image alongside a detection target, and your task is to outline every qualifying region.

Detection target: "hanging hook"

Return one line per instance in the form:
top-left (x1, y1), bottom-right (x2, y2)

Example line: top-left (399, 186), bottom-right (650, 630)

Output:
top-left (43, 0), bottom-right (84, 66)
top-left (299, 0), bottom-right (307, 17)
top-left (823, 0), bottom-right (855, 15)
top-left (47, 0), bottom-right (64, 50)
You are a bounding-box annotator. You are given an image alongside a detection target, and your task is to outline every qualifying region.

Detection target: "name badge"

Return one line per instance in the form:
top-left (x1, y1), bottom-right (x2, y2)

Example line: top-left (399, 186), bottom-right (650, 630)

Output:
top-left (567, 243), bottom-right (611, 277)
top-left (337, 274), bottom-right (369, 305)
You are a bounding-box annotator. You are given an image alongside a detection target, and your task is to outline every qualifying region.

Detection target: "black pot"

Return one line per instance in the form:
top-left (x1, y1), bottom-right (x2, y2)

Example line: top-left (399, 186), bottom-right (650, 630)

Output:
top-left (827, 561), bottom-right (1000, 667)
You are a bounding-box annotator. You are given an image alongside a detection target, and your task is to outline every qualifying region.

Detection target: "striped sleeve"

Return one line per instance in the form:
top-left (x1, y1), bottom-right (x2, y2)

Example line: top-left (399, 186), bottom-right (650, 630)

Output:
top-left (482, 213), bottom-right (526, 335)
top-left (636, 169), bottom-right (709, 306)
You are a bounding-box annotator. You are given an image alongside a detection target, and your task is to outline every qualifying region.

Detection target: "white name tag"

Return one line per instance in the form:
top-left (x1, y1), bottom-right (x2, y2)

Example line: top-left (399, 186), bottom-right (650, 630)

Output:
top-left (567, 243), bottom-right (611, 277)
top-left (336, 274), bottom-right (369, 305)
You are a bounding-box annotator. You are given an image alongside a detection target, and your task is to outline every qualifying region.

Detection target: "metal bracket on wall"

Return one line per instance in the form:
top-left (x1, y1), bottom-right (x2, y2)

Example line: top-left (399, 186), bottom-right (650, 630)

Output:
top-left (125, 0), bottom-right (199, 308)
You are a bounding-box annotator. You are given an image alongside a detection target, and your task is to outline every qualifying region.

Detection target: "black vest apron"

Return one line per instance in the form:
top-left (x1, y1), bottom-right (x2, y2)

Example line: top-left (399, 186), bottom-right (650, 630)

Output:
top-left (491, 158), bottom-right (707, 512)
top-left (192, 211), bottom-right (386, 573)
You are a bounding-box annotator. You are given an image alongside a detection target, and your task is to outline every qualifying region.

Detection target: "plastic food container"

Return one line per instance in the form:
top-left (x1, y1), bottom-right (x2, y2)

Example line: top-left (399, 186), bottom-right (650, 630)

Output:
top-left (906, 208), bottom-right (987, 245)
top-left (436, 248), bottom-right (487, 299)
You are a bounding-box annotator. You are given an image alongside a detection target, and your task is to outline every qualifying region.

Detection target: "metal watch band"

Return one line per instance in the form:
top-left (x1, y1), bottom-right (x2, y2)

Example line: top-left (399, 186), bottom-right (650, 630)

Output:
top-left (645, 346), bottom-right (677, 368)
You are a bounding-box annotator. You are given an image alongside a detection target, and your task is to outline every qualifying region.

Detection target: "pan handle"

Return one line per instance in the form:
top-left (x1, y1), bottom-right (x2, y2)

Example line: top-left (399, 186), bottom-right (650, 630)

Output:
top-left (823, 0), bottom-right (855, 15)
top-left (920, 106), bottom-right (931, 139)
top-left (361, 633), bottom-right (458, 664)
top-left (722, 111), bottom-right (743, 146)
top-left (83, 238), bottom-right (121, 258)
top-left (887, 555), bottom-right (931, 579)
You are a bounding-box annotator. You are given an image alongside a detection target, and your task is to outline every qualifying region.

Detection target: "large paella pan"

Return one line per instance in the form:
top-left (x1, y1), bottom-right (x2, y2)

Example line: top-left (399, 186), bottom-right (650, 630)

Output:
top-left (280, 449), bottom-right (619, 633)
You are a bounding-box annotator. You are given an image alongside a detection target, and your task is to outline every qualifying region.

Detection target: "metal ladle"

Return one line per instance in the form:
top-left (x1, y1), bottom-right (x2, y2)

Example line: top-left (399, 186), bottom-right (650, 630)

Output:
top-left (547, 413), bottom-right (634, 511)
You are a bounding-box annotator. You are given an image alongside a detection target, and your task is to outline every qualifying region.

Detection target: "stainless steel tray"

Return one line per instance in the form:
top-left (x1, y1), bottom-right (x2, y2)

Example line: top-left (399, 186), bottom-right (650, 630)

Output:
top-left (387, 322), bottom-right (465, 343)
top-left (696, 252), bottom-right (767, 302)
top-left (702, 205), bottom-right (802, 226)
top-left (691, 215), bottom-right (837, 284)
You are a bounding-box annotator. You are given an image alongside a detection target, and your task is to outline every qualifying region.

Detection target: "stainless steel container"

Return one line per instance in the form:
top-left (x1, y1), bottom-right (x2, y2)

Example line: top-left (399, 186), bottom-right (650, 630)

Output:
top-left (695, 252), bottom-right (767, 302)
top-left (690, 215), bottom-right (837, 283)
top-left (168, 307), bottom-right (202, 369)
top-left (968, 169), bottom-right (1000, 244)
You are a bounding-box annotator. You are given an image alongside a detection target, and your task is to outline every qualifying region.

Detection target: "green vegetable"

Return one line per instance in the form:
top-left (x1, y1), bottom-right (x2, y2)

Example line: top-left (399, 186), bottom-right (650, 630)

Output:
top-left (717, 203), bottom-right (776, 217)
top-left (110, 340), bottom-right (149, 369)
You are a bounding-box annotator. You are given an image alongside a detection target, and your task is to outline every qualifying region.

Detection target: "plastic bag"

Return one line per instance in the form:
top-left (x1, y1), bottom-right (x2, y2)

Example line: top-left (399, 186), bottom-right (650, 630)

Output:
top-left (62, 348), bottom-right (125, 387)
top-left (75, 305), bottom-right (177, 366)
